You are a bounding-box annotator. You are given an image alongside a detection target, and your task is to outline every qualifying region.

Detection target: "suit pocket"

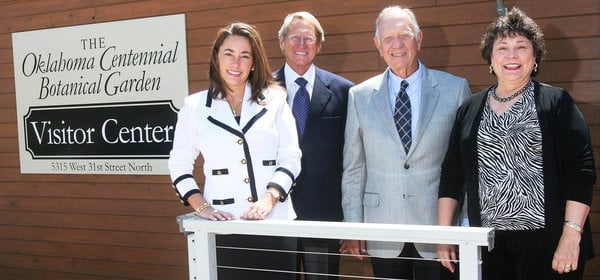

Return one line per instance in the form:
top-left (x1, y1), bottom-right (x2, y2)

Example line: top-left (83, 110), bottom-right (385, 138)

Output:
top-left (430, 116), bottom-right (452, 124)
top-left (363, 192), bottom-right (380, 207)
top-left (212, 168), bottom-right (229, 175)
top-left (262, 160), bottom-right (276, 166)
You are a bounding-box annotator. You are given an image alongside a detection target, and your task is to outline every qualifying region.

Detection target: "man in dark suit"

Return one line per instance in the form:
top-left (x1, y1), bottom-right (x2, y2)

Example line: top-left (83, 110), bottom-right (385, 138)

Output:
top-left (274, 11), bottom-right (354, 280)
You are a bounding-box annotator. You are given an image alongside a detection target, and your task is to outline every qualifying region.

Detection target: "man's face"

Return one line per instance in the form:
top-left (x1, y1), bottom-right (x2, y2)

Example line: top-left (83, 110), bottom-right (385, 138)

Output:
top-left (374, 14), bottom-right (422, 78)
top-left (279, 18), bottom-right (322, 75)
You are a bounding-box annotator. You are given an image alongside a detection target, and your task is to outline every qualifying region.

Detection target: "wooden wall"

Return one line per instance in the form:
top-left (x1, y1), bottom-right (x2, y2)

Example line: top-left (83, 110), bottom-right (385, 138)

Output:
top-left (0, 0), bottom-right (598, 279)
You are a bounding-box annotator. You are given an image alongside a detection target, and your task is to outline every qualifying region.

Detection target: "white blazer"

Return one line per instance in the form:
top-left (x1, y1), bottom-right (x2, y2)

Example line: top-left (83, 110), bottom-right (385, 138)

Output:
top-left (169, 83), bottom-right (301, 219)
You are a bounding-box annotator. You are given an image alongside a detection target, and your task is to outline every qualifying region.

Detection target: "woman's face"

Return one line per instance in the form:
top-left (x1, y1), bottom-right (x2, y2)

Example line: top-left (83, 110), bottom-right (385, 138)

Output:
top-left (491, 34), bottom-right (536, 86)
top-left (217, 35), bottom-right (254, 92)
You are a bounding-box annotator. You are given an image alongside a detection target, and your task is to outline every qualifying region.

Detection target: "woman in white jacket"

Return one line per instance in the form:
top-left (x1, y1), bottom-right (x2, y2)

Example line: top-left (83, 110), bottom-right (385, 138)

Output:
top-left (168, 22), bottom-right (301, 279)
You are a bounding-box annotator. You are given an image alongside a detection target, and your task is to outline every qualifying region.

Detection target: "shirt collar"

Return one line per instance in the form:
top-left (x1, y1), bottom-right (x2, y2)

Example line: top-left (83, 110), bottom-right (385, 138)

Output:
top-left (284, 63), bottom-right (316, 88)
top-left (388, 60), bottom-right (423, 92)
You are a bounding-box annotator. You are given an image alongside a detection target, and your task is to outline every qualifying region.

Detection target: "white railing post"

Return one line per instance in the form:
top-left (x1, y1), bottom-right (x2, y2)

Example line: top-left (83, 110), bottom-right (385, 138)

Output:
top-left (187, 230), bottom-right (217, 280)
top-left (459, 241), bottom-right (483, 280)
top-left (178, 214), bottom-right (494, 280)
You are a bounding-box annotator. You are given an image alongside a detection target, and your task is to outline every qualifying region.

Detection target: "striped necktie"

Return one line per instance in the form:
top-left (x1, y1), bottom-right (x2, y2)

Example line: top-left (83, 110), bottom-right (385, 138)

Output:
top-left (393, 80), bottom-right (411, 153)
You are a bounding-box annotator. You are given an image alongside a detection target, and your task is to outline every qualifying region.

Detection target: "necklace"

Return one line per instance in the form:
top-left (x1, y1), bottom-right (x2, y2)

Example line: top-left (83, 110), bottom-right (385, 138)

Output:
top-left (227, 97), bottom-right (243, 116)
top-left (491, 81), bottom-right (531, 102)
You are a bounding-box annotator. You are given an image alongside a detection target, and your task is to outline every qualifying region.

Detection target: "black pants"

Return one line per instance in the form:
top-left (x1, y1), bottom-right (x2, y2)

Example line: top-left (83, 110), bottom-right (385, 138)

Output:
top-left (371, 242), bottom-right (443, 280)
top-left (296, 237), bottom-right (340, 280)
top-left (216, 234), bottom-right (297, 280)
top-left (482, 229), bottom-right (585, 280)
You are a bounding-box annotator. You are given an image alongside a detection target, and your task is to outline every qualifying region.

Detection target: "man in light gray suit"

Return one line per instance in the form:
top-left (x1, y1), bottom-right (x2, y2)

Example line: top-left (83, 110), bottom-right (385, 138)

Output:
top-left (340, 6), bottom-right (470, 280)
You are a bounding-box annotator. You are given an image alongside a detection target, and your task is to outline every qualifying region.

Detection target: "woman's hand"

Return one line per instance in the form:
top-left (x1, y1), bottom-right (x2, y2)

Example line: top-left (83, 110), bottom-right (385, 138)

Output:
top-left (241, 192), bottom-right (276, 220)
top-left (552, 227), bottom-right (581, 274)
top-left (553, 200), bottom-right (589, 274)
top-left (189, 193), bottom-right (235, 221)
top-left (438, 243), bottom-right (458, 273)
top-left (197, 206), bottom-right (235, 221)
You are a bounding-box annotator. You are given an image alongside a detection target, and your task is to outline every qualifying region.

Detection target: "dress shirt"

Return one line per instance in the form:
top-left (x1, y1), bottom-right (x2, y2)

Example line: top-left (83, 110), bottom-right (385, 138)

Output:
top-left (387, 60), bottom-right (424, 139)
top-left (284, 63), bottom-right (316, 107)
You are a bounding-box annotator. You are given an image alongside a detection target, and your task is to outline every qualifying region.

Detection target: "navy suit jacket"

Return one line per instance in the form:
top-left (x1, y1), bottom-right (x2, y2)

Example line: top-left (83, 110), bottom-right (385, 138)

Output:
top-left (274, 66), bottom-right (354, 221)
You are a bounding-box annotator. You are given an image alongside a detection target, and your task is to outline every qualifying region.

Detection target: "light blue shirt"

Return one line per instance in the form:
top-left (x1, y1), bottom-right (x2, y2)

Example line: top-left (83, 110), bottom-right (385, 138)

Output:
top-left (387, 60), bottom-right (424, 139)
top-left (284, 63), bottom-right (315, 108)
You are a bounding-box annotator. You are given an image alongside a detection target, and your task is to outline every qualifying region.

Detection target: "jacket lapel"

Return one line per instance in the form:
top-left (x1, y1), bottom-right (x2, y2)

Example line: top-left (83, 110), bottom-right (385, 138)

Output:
top-left (209, 84), bottom-right (256, 132)
top-left (410, 67), bottom-right (440, 156)
top-left (373, 71), bottom-right (405, 152)
top-left (303, 68), bottom-right (332, 138)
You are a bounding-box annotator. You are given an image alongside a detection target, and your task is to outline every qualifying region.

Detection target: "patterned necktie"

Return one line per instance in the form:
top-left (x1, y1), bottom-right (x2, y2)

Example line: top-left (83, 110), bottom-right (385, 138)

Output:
top-left (394, 80), bottom-right (411, 153)
top-left (292, 77), bottom-right (310, 137)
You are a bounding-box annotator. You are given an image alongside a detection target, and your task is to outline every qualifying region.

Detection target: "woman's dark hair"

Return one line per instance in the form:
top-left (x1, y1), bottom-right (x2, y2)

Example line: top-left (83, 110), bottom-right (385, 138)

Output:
top-left (480, 7), bottom-right (546, 77)
top-left (209, 22), bottom-right (276, 101)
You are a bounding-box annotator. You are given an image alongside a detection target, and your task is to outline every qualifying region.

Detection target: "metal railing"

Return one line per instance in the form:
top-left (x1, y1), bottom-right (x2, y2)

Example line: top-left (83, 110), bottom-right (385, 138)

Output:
top-left (177, 213), bottom-right (494, 280)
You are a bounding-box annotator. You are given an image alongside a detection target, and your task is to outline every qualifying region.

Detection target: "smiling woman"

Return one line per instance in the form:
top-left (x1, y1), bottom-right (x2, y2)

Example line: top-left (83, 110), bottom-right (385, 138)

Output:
top-left (168, 22), bottom-right (301, 280)
top-left (217, 35), bottom-right (253, 102)
top-left (438, 7), bottom-right (596, 280)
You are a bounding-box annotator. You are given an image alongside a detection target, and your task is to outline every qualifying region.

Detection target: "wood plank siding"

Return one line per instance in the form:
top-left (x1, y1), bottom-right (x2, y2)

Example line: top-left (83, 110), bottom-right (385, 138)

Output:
top-left (0, 0), bottom-right (598, 279)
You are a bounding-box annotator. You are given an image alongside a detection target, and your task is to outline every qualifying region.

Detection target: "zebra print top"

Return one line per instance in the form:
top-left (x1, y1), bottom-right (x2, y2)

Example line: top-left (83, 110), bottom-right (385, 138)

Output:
top-left (477, 81), bottom-right (545, 230)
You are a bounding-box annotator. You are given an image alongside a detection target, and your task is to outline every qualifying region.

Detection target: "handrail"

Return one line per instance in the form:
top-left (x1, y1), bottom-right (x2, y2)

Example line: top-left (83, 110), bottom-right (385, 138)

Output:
top-left (177, 213), bottom-right (494, 280)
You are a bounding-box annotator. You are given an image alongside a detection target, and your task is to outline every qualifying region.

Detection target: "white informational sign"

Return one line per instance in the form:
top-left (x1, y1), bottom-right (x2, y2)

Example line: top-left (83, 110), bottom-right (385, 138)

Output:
top-left (12, 14), bottom-right (188, 174)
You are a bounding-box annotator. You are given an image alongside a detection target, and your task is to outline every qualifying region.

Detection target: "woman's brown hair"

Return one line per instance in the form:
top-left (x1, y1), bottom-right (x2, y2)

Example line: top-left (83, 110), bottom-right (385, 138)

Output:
top-left (209, 22), bottom-right (276, 101)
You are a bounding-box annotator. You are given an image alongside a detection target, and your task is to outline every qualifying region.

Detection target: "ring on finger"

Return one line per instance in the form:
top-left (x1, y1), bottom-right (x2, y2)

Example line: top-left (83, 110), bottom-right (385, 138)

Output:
top-left (564, 264), bottom-right (572, 273)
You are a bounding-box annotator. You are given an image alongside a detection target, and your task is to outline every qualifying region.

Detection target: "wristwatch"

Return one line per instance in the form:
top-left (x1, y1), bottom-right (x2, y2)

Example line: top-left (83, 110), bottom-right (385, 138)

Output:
top-left (266, 189), bottom-right (281, 201)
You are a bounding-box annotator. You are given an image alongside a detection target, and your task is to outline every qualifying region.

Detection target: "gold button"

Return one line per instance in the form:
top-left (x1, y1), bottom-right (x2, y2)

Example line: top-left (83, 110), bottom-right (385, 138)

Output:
top-left (247, 197), bottom-right (253, 202)
top-left (244, 178), bottom-right (250, 183)
top-left (179, 199), bottom-right (185, 204)
top-left (171, 184), bottom-right (176, 189)
top-left (220, 201), bottom-right (225, 205)
top-left (217, 170), bottom-right (222, 175)
top-left (241, 159), bottom-right (247, 164)
top-left (237, 139), bottom-right (244, 145)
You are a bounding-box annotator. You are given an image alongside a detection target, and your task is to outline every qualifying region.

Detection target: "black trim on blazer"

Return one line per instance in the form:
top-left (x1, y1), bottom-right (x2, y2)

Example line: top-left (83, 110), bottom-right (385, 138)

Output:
top-left (211, 169), bottom-right (229, 175)
top-left (263, 160), bottom-right (276, 166)
top-left (181, 189), bottom-right (201, 206)
top-left (242, 108), bottom-right (267, 134)
top-left (172, 174), bottom-right (198, 206)
top-left (276, 167), bottom-right (295, 182)
top-left (207, 112), bottom-right (267, 203)
top-left (208, 116), bottom-right (244, 138)
top-left (275, 167), bottom-right (296, 202)
top-left (173, 174), bottom-right (194, 186)
top-left (206, 87), bottom-right (214, 107)
top-left (212, 198), bottom-right (235, 205)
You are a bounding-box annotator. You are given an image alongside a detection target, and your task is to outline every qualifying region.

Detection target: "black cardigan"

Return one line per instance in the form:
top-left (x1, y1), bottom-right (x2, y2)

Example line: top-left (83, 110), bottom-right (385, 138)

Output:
top-left (439, 80), bottom-right (596, 261)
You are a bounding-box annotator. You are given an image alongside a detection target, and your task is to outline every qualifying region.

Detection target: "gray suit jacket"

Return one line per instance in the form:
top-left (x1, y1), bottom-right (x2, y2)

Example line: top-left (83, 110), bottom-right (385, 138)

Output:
top-left (341, 66), bottom-right (470, 258)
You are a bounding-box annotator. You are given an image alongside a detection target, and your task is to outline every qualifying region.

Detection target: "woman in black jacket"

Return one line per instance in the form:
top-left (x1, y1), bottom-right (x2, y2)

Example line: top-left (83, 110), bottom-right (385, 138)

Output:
top-left (437, 7), bottom-right (595, 280)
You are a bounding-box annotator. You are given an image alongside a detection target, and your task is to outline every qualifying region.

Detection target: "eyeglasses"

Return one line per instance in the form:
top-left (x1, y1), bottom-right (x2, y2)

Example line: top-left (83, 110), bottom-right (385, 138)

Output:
top-left (287, 35), bottom-right (317, 45)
